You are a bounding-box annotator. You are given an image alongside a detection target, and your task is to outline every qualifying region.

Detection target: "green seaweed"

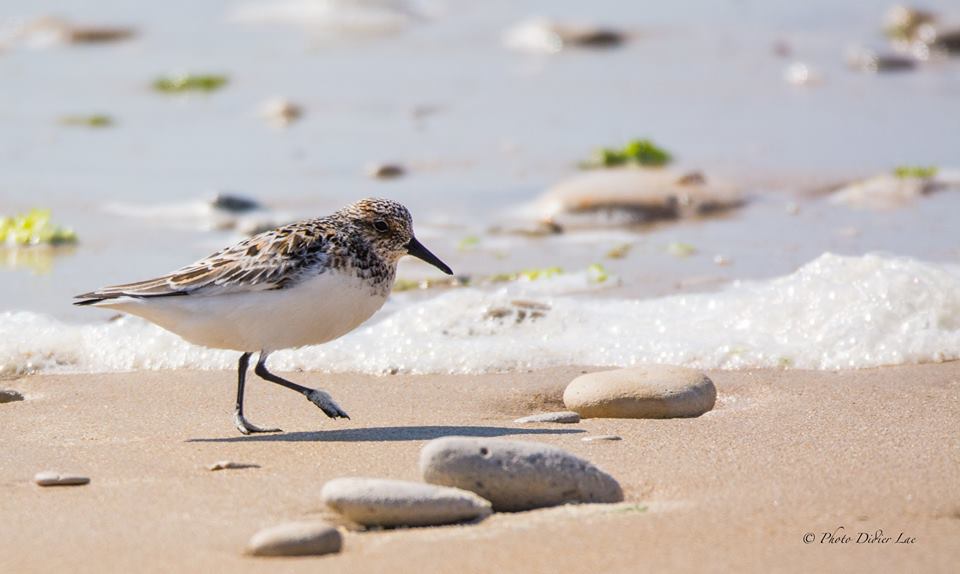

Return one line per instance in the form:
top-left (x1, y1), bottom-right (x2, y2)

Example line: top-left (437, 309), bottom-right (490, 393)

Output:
top-left (489, 266), bottom-right (564, 283)
top-left (392, 276), bottom-right (468, 293)
top-left (457, 235), bottom-right (481, 251)
top-left (0, 209), bottom-right (77, 246)
top-left (392, 279), bottom-right (421, 292)
top-left (587, 262), bottom-right (609, 283)
top-left (582, 138), bottom-right (672, 169)
top-left (893, 165), bottom-right (938, 179)
top-left (606, 243), bottom-right (632, 259)
top-left (60, 114), bottom-right (113, 128)
top-left (667, 241), bottom-right (697, 258)
top-left (153, 74), bottom-right (229, 93)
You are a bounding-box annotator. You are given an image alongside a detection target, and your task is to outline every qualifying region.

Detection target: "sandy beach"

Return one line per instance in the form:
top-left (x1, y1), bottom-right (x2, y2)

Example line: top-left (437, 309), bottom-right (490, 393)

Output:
top-left (2, 363), bottom-right (958, 573)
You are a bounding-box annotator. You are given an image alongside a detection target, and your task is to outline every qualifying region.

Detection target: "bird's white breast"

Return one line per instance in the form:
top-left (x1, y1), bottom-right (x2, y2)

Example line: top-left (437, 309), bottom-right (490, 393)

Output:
top-left (102, 271), bottom-right (389, 352)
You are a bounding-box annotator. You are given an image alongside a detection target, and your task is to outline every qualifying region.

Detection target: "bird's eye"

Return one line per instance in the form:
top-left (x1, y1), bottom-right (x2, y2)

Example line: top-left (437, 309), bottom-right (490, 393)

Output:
top-left (373, 220), bottom-right (389, 232)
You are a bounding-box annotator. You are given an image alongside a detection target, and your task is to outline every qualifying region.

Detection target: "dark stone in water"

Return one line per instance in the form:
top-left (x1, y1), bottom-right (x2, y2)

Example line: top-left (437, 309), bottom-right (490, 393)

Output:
top-left (211, 192), bottom-right (262, 213)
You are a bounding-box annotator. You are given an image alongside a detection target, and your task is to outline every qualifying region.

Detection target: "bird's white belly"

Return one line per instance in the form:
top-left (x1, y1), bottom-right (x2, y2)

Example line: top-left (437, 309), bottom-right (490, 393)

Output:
top-left (104, 272), bottom-right (389, 352)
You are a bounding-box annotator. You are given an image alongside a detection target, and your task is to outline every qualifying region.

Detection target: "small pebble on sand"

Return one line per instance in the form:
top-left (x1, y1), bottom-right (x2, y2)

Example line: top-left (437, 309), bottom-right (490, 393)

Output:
top-left (34, 471), bottom-right (90, 487)
top-left (206, 461), bottom-right (261, 471)
top-left (246, 521), bottom-right (342, 557)
top-left (0, 390), bottom-right (25, 404)
top-left (513, 411), bottom-right (581, 424)
top-left (582, 435), bottom-right (623, 442)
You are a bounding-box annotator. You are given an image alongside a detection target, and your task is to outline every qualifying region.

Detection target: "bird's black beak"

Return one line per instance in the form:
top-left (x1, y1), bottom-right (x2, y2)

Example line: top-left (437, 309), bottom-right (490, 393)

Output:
top-left (406, 236), bottom-right (453, 275)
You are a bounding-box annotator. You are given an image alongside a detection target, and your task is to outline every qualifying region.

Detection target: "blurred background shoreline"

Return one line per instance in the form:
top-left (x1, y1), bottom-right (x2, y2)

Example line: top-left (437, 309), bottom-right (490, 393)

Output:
top-left (1, 0), bottom-right (958, 374)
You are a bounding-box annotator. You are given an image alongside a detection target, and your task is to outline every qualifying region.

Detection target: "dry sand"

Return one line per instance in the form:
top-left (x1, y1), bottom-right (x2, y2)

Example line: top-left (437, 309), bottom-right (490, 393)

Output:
top-left (1, 363), bottom-right (959, 573)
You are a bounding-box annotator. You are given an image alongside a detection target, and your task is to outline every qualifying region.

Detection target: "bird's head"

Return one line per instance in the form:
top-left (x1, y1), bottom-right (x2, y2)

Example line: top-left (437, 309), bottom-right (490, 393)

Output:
top-left (342, 198), bottom-right (452, 275)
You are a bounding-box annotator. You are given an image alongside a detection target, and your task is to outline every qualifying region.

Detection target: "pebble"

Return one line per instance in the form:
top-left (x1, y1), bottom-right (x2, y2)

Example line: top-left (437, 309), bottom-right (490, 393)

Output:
top-left (846, 47), bottom-right (915, 72)
top-left (34, 471), bottom-right (90, 487)
top-left (22, 17), bottom-right (135, 45)
top-left (367, 163), bottom-right (405, 179)
top-left (513, 411), bottom-right (580, 424)
top-left (63, 25), bottom-right (135, 44)
top-left (321, 477), bottom-right (492, 527)
top-left (420, 437), bottom-right (623, 511)
top-left (537, 169), bottom-right (743, 229)
top-left (210, 192), bottom-right (262, 214)
top-left (504, 19), bottom-right (624, 54)
top-left (0, 389), bottom-right (25, 404)
top-left (260, 98), bottom-right (303, 126)
top-left (207, 461), bottom-right (260, 471)
top-left (564, 366), bottom-right (716, 419)
top-left (246, 521), bottom-right (342, 557)
top-left (783, 62), bottom-right (822, 86)
top-left (582, 435), bottom-right (623, 442)
top-left (829, 173), bottom-right (943, 209)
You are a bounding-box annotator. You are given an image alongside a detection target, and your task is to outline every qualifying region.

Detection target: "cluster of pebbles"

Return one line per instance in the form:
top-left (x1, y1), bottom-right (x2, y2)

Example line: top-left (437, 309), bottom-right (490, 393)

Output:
top-left (19, 366), bottom-right (715, 559)
top-left (247, 365), bottom-right (716, 558)
top-left (248, 435), bottom-right (624, 557)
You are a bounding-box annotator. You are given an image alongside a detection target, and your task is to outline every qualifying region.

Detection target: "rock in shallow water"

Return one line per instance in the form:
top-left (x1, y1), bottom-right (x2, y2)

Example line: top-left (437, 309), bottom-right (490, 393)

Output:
top-left (503, 18), bottom-right (626, 54)
top-left (564, 366), bottom-right (716, 419)
top-left (321, 477), bottom-right (492, 527)
top-left (537, 169), bottom-right (743, 229)
top-left (246, 521), bottom-right (342, 557)
top-left (514, 411), bottom-right (580, 424)
top-left (420, 437), bottom-right (623, 511)
top-left (34, 471), bottom-right (90, 486)
top-left (0, 389), bottom-right (24, 403)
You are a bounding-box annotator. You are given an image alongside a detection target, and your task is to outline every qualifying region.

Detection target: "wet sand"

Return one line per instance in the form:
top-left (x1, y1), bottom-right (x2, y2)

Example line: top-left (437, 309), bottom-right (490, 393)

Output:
top-left (1, 363), bottom-right (959, 573)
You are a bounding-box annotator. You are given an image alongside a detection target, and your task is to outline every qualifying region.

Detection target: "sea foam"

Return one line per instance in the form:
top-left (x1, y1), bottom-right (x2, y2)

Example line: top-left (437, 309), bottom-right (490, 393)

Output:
top-left (3, 253), bottom-right (960, 375)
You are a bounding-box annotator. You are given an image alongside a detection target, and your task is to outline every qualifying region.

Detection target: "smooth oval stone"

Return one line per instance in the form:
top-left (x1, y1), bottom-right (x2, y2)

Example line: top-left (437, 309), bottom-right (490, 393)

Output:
top-left (246, 522), bottom-right (341, 557)
top-left (420, 437), bottom-right (623, 511)
top-left (564, 366), bottom-right (716, 419)
top-left (321, 477), bottom-right (491, 527)
top-left (0, 389), bottom-right (24, 403)
top-left (514, 411), bottom-right (580, 424)
top-left (34, 471), bottom-right (90, 486)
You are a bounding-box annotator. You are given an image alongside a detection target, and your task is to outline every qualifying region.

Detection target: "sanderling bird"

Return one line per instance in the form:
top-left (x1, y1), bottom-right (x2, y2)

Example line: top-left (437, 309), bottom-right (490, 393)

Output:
top-left (74, 198), bottom-right (451, 434)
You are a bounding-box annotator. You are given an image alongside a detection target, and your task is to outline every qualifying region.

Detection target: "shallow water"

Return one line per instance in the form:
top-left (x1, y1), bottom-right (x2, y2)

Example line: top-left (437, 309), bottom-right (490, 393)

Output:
top-left (1, 1), bottom-right (959, 372)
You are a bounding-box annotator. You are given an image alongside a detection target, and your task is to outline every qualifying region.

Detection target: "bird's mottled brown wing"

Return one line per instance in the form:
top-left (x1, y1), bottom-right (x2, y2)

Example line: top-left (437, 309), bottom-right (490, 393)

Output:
top-left (74, 222), bottom-right (330, 304)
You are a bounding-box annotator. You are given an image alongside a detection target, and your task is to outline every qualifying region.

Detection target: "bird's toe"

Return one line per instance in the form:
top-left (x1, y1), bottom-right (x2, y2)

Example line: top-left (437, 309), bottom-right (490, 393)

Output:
top-left (305, 389), bottom-right (350, 419)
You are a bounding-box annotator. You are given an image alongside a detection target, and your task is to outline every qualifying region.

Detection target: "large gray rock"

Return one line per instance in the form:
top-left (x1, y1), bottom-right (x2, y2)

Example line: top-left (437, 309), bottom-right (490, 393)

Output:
top-left (321, 477), bottom-right (492, 527)
top-left (564, 365), bottom-right (716, 419)
top-left (419, 437), bottom-right (623, 511)
top-left (246, 521), bottom-right (341, 557)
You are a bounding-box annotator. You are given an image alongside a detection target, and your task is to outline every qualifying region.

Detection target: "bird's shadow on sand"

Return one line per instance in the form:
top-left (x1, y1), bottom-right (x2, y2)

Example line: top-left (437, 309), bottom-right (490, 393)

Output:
top-left (187, 425), bottom-right (584, 443)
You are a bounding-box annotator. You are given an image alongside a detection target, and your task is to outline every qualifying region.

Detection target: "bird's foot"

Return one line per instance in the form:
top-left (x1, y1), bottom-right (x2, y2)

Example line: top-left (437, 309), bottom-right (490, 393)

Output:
top-left (233, 411), bottom-right (283, 435)
top-left (305, 389), bottom-right (350, 419)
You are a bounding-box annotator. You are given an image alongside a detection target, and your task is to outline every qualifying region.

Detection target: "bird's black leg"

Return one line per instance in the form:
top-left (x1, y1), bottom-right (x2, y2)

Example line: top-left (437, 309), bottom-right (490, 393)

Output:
top-left (254, 352), bottom-right (350, 419)
top-left (233, 351), bottom-right (282, 435)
